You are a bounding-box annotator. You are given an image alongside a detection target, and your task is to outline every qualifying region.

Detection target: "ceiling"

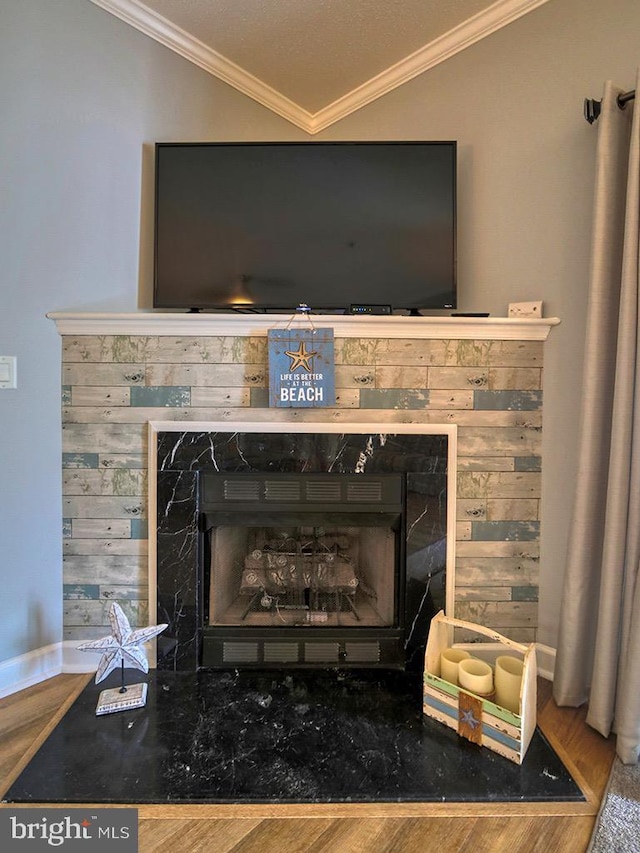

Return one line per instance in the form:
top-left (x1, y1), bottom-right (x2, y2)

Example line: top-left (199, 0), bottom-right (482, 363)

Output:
top-left (89, 0), bottom-right (551, 133)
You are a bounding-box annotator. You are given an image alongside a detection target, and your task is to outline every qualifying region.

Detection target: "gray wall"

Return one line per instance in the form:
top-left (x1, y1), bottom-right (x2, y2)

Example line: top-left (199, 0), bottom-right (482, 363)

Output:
top-left (1, 0), bottom-right (639, 664)
top-left (0, 0), bottom-right (305, 664)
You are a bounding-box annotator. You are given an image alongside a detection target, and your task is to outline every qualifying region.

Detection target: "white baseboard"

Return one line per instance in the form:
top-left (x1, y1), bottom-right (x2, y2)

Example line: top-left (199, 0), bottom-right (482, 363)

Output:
top-left (62, 641), bottom-right (100, 674)
top-left (0, 644), bottom-right (63, 699)
top-left (535, 642), bottom-right (557, 681)
top-left (0, 643), bottom-right (97, 699)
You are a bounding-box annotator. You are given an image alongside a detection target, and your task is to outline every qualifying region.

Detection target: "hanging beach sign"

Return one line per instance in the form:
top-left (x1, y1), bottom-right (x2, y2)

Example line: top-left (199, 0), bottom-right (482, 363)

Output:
top-left (268, 319), bottom-right (335, 408)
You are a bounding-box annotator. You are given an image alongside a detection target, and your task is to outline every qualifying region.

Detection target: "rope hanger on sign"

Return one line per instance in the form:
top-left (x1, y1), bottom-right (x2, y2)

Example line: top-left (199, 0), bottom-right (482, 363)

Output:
top-left (284, 303), bottom-right (317, 333)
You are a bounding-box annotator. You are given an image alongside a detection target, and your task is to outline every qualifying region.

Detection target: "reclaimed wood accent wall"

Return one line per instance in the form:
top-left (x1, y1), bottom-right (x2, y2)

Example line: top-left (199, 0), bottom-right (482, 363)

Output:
top-left (61, 335), bottom-right (543, 643)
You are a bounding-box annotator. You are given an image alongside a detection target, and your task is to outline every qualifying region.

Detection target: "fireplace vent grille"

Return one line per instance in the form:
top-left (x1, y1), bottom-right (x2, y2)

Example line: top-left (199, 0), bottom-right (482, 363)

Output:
top-left (264, 481), bottom-right (301, 501)
top-left (223, 480), bottom-right (260, 501)
top-left (345, 642), bottom-right (381, 663)
top-left (223, 641), bottom-right (258, 663)
top-left (304, 481), bottom-right (343, 501)
top-left (206, 474), bottom-right (401, 509)
top-left (205, 637), bottom-right (394, 667)
top-left (304, 642), bottom-right (340, 663)
top-left (264, 642), bottom-right (299, 663)
top-left (347, 481), bottom-right (384, 502)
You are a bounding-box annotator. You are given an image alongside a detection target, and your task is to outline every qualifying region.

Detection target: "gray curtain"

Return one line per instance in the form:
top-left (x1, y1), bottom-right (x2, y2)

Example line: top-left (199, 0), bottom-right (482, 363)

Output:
top-left (553, 72), bottom-right (640, 765)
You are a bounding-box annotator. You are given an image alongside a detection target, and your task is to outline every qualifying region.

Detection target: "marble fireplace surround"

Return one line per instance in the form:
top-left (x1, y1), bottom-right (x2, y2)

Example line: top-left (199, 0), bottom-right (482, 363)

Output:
top-left (53, 312), bottom-right (559, 655)
top-left (150, 421), bottom-right (456, 671)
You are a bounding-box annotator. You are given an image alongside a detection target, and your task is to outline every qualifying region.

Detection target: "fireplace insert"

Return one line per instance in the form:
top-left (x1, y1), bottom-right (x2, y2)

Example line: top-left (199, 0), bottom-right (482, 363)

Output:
top-left (200, 470), bottom-right (440, 670)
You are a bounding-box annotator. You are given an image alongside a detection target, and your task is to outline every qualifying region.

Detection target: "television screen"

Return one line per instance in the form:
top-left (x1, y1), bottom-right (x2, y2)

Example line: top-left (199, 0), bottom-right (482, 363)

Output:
top-left (153, 141), bottom-right (456, 313)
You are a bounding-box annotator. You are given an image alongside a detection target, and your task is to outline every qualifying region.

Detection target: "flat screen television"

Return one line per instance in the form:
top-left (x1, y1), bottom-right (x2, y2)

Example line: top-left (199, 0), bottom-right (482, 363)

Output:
top-left (153, 141), bottom-right (457, 313)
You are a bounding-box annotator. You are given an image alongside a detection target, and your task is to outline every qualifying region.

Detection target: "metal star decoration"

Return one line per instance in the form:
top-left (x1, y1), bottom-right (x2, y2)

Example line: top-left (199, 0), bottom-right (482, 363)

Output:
top-left (77, 601), bottom-right (168, 684)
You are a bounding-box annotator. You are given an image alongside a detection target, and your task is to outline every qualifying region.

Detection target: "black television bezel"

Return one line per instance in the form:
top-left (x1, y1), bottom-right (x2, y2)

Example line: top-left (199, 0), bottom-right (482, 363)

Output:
top-left (153, 140), bottom-right (457, 313)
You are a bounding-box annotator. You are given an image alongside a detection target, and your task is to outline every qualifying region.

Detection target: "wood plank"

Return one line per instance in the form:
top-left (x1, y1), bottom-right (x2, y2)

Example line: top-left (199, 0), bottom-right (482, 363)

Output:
top-left (139, 818), bottom-right (262, 853)
top-left (64, 539), bottom-right (148, 556)
top-left (457, 471), bottom-right (541, 499)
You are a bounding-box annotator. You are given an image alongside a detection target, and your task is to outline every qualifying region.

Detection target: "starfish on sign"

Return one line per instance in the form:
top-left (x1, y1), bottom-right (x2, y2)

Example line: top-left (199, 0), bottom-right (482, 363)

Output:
top-left (77, 601), bottom-right (168, 684)
top-left (285, 341), bottom-right (317, 372)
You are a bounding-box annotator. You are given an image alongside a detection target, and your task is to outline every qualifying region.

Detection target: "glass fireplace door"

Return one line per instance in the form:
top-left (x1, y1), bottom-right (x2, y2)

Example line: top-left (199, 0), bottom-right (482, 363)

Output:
top-left (208, 519), bottom-right (398, 629)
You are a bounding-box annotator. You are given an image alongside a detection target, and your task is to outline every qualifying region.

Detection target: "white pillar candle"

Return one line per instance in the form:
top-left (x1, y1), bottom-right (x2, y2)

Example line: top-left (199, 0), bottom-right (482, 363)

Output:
top-left (458, 657), bottom-right (494, 696)
top-left (494, 655), bottom-right (524, 714)
top-left (439, 648), bottom-right (471, 685)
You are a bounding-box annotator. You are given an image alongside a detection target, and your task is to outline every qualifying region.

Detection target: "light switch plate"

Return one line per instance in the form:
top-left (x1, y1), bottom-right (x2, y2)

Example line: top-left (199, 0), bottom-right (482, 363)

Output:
top-left (0, 356), bottom-right (17, 389)
top-left (508, 301), bottom-right (543, 319)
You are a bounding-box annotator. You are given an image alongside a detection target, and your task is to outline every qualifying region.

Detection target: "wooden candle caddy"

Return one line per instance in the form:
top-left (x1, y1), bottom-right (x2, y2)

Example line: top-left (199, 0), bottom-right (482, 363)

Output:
top-left (423, 610), bottom-right (537, 764)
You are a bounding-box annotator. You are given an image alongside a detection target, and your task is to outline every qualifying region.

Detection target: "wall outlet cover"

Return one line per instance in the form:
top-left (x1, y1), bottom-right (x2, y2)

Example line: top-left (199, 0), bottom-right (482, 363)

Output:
top-left (508, 301), bottom-right (543, 318)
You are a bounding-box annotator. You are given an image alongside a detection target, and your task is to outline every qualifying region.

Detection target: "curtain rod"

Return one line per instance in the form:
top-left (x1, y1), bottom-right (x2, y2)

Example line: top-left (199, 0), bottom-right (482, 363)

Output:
top-left (584, 89), bottom-right (635, 124)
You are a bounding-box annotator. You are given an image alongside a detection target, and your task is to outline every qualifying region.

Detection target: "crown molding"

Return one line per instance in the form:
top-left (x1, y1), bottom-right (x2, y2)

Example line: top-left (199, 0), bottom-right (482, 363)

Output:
top-left (47, 311), bottom-right (560, 340)
top-left (89, 0), bottom-right (551, 134)
top-left (308, 0), bottom-right (552, 134)
top-left (88, 0), bottom-right (314, 132)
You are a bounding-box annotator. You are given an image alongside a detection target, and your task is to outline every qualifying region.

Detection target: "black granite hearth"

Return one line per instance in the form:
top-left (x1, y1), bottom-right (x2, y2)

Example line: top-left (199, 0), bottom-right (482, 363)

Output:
top-left (4, 669), bottom-right (583, 805)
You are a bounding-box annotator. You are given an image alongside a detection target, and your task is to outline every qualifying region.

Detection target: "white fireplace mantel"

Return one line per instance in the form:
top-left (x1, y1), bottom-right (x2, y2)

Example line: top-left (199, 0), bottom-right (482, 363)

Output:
top-left (47, 311), bottom-right (560, 340)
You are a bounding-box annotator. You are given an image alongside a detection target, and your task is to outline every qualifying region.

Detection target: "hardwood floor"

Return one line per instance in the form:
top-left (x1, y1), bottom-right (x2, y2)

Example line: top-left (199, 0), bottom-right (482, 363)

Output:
top-left (0, 673), bottom-right (616, 853)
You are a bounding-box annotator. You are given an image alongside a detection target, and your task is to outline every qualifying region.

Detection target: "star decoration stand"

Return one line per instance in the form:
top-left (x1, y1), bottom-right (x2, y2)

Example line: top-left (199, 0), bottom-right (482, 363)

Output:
top-left (77, 602), bottom-right (168, 715)
top-left (95, 681), bottom-right (148, 716)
